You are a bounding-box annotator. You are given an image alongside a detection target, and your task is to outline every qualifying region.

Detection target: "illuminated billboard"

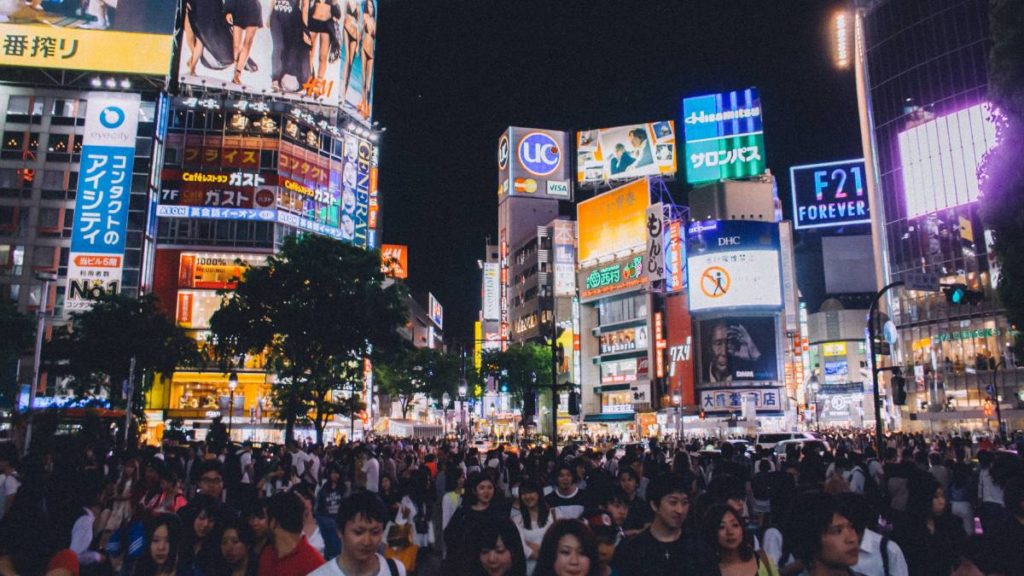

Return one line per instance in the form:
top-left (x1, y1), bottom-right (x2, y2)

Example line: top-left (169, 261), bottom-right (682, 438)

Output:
top-left (65, 93), bottom-right (140, 315)
top-left (599, 325), bottom-right (648, 355)
top-left (790, 159), bottom-right (870, 230)
top-left (552, 219), bottom-right (576, 297)
top-left (686, 220), bottom-right (782, 312)
top-left (665, 292), bottom-right (694, 406)
top-left (178, 252), bottom-right (267, 290)
top-left (497, 127), bottom-right (571, 201)
top-left (380, 244), bottom-right (408, 279)
top-left (0, 1), bottom-right (176, 74)
top-left (898, 103), bottom-right (996, 218)
top-left (428, 292), bottom-right (443, 330)
top-left (681, 88), bottom-right (766, 184)
top-left (482, 262), bottom-right (500, 321)
top-left (577, 178), bottom-right (650, 264)
top-left (576, 121), bottom-right (676, 185)
top-left (580, 254), bottom-right (646, 303)
top-left (178, 0), bottom-right (377, 110)
top-left (698, 315), bottom-right (779, 386)
top-left (158, 169), bottom-right (278, 222)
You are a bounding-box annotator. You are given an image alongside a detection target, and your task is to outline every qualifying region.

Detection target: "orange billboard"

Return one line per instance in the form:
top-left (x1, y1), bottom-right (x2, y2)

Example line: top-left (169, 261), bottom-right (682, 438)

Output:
top-left (577, 178), bottom-right (650, 263)
top-left (381, 244), bottom-right (409, 279)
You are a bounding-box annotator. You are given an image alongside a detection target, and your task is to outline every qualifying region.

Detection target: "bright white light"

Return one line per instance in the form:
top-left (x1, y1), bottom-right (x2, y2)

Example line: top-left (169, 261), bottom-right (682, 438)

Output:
top-left (833, 11), bottom-right (851, 69)
top-left (898, 103), bottom-right (997, 218)
top-left (120, 79), bottom-right (131, 89)
top-left (91, 77), bottom-right (102, 87)
top-left (105, 78), bottom-right (116, 88)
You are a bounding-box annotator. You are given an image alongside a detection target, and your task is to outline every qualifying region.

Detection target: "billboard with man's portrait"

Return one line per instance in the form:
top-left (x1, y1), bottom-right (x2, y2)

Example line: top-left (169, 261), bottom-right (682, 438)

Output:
top-left (698, 316), bottom-right (778, 387)
top-left (576, 121), bottom-right (676, 186)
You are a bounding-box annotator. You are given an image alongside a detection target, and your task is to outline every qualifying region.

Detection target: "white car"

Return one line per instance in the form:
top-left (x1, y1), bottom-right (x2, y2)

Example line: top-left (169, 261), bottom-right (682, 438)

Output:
top-left (774, 438), bottom-right (831, 461)
top-left (754, 432), bottom-right (819, 451)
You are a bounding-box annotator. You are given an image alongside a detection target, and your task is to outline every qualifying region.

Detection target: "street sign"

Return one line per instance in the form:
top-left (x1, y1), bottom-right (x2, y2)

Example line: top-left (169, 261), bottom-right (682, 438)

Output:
top-left (904, 272), bottom-right (940, 292)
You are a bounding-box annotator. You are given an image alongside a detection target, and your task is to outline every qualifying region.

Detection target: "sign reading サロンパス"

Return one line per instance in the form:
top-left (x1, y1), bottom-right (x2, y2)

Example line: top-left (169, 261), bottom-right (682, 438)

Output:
top-left (790, 159), bottom-right (870, 230)
top-left (65, 93), bottom-right (141, 316)
top-left (682, 88), bottom-right (766, 185)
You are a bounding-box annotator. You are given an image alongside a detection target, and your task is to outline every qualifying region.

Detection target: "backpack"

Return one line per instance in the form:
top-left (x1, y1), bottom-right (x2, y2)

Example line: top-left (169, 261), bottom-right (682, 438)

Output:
top-left (880, 535), bottom-right (891, 576)
top-left (385, 557), bottom-right (400, 576)
top-left (856, 464), bottom-right (884, 508)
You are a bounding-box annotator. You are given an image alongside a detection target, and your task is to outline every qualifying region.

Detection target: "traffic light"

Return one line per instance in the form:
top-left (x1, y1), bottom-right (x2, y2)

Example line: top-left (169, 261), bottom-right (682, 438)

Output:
top-left (892, 371), bottom-right (907, 406)
top-left (500, 381), bottom-right (509, 394)
top-left (568, 390), bottom-right (579, 416)
top-left (983, 397), bottom-right (995, 417)
top-left (523, 391), bottom-right (536, 417)
top-left (944, 283), bottom-right (983, 305)
top-left (699, 409), bottom-right (706, 421)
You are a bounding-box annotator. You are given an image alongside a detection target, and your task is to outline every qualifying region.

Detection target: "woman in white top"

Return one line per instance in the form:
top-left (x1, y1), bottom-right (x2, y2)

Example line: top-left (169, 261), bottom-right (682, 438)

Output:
top-left (393, 469), bottom-right (435, 548)
top-left (512, 479), bottom-right (557, 576)
top-left (442, 468), bottom-right (465, 532)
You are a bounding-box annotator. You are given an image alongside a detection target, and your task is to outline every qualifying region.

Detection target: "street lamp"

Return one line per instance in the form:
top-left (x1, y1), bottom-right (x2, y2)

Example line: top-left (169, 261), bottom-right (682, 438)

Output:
top-left (809, 375), bottom-right (821, 432)
top-left (24, 271), bottom-right (57, 455)
top-left (442, 392), bottom-right (450, 437)
top-left (227, 371), bottom-right (238, 441)
top-left (458, 378), bottom-right (468, 434)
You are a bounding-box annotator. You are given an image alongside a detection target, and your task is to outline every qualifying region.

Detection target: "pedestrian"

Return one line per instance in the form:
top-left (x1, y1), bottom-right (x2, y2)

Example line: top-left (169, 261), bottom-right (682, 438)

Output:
top-left (217, 516), bottom-right (258, 576)
top-left (612, 473), bottom-right (717, 576)
top-left (789, 493), bottom-right (861, 576)
top-left (701, 503), bottom-right (779, 576)
top-left (132, 513), bottom-right (184, 576)
top-left (892, 475), bottom-right (964, 576)
top-left (256, 492), bottom-right (324, 576)
top-left (533, 519), bottom-right (600, 576)
top-left (463, 517), bottom-right (527, 576)
top-left (514, 479), bottom-right (557, 575)
top-left (307, 491), bottom-right (406, 576)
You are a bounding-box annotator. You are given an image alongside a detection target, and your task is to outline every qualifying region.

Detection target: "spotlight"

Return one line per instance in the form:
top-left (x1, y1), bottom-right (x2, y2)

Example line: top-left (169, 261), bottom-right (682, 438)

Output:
top-left (120, 79), bottom-right (131, 89)
top-left (105, 78), bottom-right (116, 88)
top-left (91, 77), bottom-right (102, 88)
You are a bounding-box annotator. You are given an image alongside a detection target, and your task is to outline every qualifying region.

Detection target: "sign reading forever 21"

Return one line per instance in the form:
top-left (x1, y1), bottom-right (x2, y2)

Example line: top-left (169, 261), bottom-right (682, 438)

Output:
top-left (789, 159), bottom-right (870, 230)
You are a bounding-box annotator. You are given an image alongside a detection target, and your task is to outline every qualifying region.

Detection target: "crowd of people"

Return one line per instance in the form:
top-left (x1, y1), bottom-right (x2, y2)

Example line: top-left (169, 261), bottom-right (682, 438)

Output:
top-left (0, 428), bottom-right (1023, 575)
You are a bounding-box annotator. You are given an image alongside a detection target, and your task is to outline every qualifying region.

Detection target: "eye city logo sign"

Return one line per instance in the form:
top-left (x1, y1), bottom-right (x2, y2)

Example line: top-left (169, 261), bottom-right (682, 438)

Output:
top-left (518, 131), bottom-right (560, 176)
top-left (99, 106), bottom-right (126, 129)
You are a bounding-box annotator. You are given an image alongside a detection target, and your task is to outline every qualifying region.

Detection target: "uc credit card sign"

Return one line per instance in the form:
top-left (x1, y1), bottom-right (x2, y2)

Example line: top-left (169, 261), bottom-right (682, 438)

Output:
top-left (66, 93), bottom-right (140, 315)
top-left (498, 127), bottom-right (572, 201)
top-left (682, 88), bottom-right (766, 185)
top-left (790, 159), bottom-right (870, 230)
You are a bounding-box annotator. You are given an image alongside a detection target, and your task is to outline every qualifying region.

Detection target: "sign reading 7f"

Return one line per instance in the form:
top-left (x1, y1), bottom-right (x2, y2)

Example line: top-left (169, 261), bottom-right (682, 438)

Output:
top-left (790, 158), bottom-right (870, 230)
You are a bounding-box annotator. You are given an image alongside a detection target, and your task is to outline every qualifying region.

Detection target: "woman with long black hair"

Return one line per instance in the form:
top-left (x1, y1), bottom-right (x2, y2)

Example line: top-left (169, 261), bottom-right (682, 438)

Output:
top-left (445, 473), bottom-right (506, 572)
top-left (464, 518), bottom-right (528, 576)
top-left (132, 514), bottom-right (183, 576)
top-left (514, 479), bottom-right (556, 576)
top-left (893, 475), bottom-right (965, 576)
top-left (533, 520), bottom-right (600, 576)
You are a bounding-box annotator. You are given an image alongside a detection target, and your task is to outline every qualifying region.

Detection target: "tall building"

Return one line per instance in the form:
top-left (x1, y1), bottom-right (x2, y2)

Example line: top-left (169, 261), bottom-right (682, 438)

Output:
top-left (861, 0), bottom-right (1021, 429)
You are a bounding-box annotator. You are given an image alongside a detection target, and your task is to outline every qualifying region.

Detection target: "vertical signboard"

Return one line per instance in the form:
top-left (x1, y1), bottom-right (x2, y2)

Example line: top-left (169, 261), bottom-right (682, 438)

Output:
top-left (353, 137), bottom-right (373, 248)
top-left (428, 293), bottom-right (443, 330)
top-left (66, 93), bottom-right (141, 315)
top-left (666, 293), bottom-right (694, 406)
top-left (552, 219), bottom-right (576, 297)
top-left (645, 203), bottom-right (666, 283)
top-left (482, 262), bottom-right (500, 321)
top-left (664, 219), bottom-right (684, 293)
top-left (681, 88), bottom-right (766, 185)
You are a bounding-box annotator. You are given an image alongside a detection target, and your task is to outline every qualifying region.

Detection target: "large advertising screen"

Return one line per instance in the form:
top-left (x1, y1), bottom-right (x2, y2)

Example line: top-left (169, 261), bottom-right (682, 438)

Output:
top-left (497, 127), bottom-right (571, 201)
top-left (66, 93), bottom-right (140, 316)
top-left (681, 88), bottom-right (766, 185)
top-left (790, 159), bottom-right (870, 230)
top-left (686, 220), bottom-right (782, 312)
top-left (179, 0), bottom-right (377, 115)
top-left (576, 121), bottom-right (676, 185)
top-left (666, 292), bottom-right (694, 406)
top-left (0, 0), bottom-right (176, 74)
top-left (577, 178), bottom-right (649, 264)
top-left (898, 103), bottom-right (996, 218)
top-left (380, 244), bottom-right (407, 279)
top-left (178, 252), bottom-right (267, 290)
top-left (698, 316), bottom-right (778, 386)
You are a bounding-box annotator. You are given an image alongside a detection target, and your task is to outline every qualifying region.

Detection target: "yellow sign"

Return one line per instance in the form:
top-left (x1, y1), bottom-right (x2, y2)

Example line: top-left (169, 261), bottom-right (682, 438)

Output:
top-left (822, 342), bottom-right (847, 356)
top-left (0, 24), bottom-right (173, 75)
top-left (577, 178), bottom-right (650, 263)
top-left (474, 321), bottom-right (483, 371)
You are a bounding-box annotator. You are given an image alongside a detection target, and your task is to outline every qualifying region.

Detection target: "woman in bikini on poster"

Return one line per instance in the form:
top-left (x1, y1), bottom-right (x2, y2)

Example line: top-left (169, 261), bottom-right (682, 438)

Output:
top-left (224, 0), bottom-right (263, 83)
top-left (339, 0), bottom-right (359, 103)
top-left (358, 0), bottom-right (375, 117)
top-left (307, 0), bottom-right (341, 85)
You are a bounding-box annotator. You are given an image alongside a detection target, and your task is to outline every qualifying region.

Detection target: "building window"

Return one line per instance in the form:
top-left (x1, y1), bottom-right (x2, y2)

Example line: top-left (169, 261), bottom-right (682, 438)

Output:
top-left (7, 96), bottom-right (43, 124)
top-left (38, 207), bottom-right (61, 231)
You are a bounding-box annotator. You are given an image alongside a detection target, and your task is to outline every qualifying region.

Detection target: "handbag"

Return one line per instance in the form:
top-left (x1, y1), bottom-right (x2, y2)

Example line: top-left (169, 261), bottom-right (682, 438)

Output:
top-left (312, 0), bottom-right (332, 22)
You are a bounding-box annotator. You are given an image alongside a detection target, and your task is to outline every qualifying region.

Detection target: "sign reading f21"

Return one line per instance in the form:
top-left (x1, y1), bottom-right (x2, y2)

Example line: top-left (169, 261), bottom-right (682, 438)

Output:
top-left (790, 159), bottom-right (870, 230)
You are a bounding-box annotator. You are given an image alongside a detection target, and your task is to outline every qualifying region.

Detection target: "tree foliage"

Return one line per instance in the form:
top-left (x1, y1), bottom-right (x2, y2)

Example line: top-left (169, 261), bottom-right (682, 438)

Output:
top-left (376, 346), bottom-right (462, 420)
top-left (44, 293), bottom-right (199, 408)
top-left (981, 0), bottom-right (1024, 349)
top-left (480, 342), bottom-right (552, 403)
top-left (0, 299), bottom-right (34, 407)
top-left (209, 234), bottom-right (407, 443)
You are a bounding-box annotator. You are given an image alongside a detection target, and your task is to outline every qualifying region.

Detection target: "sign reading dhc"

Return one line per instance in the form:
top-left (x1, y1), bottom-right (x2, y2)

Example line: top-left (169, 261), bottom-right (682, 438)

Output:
top-left (789, 159), bottom-right (871, 230)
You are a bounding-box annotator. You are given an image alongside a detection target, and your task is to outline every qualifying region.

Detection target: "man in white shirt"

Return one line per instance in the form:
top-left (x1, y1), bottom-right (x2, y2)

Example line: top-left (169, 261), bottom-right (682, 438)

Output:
top-left (837, 492), bottom-right (909, 576)
top-left (70, 475), bottom-right (108, 566)
top-left (361, 448), bottom-right (380, 493)
top-left (308, 491), bottom-right (406, 576)
top-left (0, 443), bottom-right (20, 522)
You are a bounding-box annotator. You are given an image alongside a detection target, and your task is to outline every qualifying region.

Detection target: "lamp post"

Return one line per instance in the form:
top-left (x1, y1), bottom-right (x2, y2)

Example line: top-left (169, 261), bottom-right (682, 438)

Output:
top-left (227, 371), bottom-right (238, 441)
top-left (24, 271), bottom-right (57, 455)
top-left (809, 375), bottom-right (821, 432)
top-left (458, 380), bottom-right (468, 434)
top-left (442, 392), bottom-right (450, 437)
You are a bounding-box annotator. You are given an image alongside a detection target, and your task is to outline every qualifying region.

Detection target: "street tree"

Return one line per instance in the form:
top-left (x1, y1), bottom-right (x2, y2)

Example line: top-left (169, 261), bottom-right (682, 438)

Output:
top-left (209, 234), bottom-right (407, 443)
top-left (377, 346), bottom-right (462, 420)
top-left (43, 293), bottom-right (199, 445)
top-left (981, 0), bottom-right (1024, 352)
top-left (0, 299), bottom-right (34, 408)
top-left (481, 343), bottom-right (552, 403)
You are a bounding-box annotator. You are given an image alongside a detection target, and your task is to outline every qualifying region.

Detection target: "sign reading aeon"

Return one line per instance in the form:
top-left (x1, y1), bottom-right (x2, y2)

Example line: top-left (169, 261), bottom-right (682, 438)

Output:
top-left (681, 88), bottom-right (766, 185)
top-left (790, 159), bottom-right (869, 230)
top-left (686, 220), bottom-right (782, 312)
top-left (66, 93), bottom-right (140, 316)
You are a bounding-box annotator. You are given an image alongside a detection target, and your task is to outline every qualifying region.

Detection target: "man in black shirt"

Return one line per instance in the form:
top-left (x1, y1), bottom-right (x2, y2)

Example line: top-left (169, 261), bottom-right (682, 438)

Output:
top-left (613, 473), bottom-right (717, 576)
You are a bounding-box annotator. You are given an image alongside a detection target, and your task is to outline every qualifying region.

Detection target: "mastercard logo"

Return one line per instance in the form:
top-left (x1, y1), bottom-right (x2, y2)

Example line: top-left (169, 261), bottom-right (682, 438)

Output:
top-left (514, 178), bottom-right (538, 194)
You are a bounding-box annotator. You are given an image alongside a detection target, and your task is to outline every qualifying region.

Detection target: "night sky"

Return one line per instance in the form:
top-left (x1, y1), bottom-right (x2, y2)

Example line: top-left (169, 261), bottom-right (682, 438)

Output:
top-left (373, 0), bottom-right (862, 342)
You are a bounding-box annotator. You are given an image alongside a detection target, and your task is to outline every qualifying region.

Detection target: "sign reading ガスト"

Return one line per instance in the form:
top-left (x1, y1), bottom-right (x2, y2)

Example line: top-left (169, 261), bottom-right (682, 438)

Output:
top-left (65, 93), bottom-right (140, 315)
top-left (681, 88), bottom-right (766, 185)
top-left (790, 159), bottom-right (869, 230)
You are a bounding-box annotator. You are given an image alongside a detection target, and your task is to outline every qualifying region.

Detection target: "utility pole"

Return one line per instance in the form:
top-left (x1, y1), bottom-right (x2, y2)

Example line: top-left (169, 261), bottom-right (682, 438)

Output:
top-left (868, 281), bottom-right (903, 454)
top-left (24, 272), bottom-right (56, 456)
top-left (550, 311), bottom-right (559, 452)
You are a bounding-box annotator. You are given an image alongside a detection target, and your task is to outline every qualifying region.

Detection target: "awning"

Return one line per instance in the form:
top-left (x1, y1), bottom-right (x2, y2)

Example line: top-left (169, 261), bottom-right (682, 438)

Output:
top-left (584, 413), bottom-right (635, 423)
